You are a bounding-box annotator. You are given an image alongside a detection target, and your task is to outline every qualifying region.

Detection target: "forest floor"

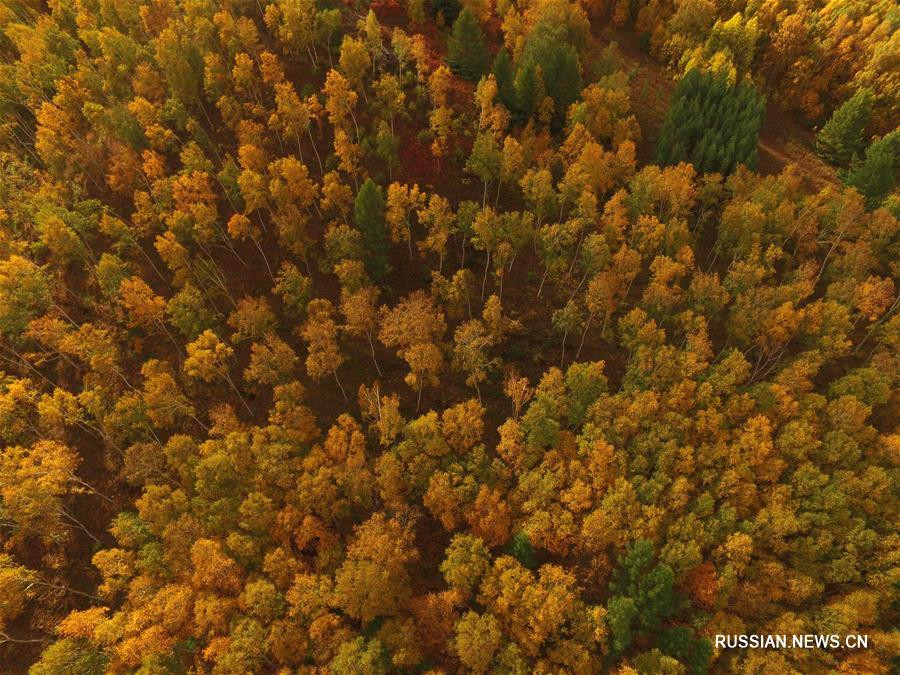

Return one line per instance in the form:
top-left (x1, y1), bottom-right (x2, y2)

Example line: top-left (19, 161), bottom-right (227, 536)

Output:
top-left (596, 26), bottom-right (841, 192)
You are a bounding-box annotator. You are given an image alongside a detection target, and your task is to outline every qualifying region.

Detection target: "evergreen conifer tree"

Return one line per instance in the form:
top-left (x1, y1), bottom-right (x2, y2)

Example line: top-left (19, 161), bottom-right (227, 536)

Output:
top-left (354, 179), bottom-right (391, 279)
top-left (655, 69), bottom-right (764, 174)
top-left (844, 130), bottom-right (899, 210)
top-left (815, 89), bottom-right (872, 166)
top-left (447, 9), bottom-right (488, 82)
top-left (492, 48), bottom-right (516, 111)
top-left (514, 63), bottom-right (541, 124)
top-left (542, 43), bottom-right (582, 130)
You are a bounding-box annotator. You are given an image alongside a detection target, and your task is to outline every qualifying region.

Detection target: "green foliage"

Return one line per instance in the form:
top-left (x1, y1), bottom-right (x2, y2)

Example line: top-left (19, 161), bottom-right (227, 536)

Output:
top-left (564, 360), bottom-right (607, 426)
top-left (606, 595), bottom-right (638, 655)
top-left (430, 0), bottom-right (461, 24)
top-left (447, 10), bottom-right (488, 82)
top-left (656, 69), bottom-right (765, 174)
top-left (441, 534), bottom-right (491, 593)
top-left (0, 255), bottom-right (50, 339)
top-left (354, 179), bottom-right (391, 280)
top-left (659, 626), bottom-right (713, 675)
top-left (816, 89), bottom-right (872, 166)
top-left (844, 130), bottom-right (899, 210)
top-left (28, 638), bottom-right (107, 675)
top-left (2, 2), bottom-right (898, 674)
top-left (514, 19), bottom-right (584, 128)
top-left (166, 284), bottom-right (218, 340)
top-left (505, 532), bottom-right (537, 568)
top-left (274, 262), bottom-right (313, 318)
top-left (607, 540), bottom-right (676, 653)
top-left (513, 63), bottom-right (542, 123)
top-left (95, 253), bottom-right (131, 297)
top-left (492, 48), bottom-right (516, 111)
top-left (541, 43), bottom-right (583, 129)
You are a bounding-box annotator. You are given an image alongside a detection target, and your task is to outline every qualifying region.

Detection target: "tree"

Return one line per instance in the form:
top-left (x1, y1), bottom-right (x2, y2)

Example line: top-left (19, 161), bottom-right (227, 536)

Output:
top-left (454, 611), bottom-right (502, 672)
top-left (492, 48), bottom-right (516, 111)
top-left (553, 299), bottom-right (585, 367)
top-left (184, 330), bottom-right (252, 414)
top-left (386, 183), bottom-right (425, 258)
top-left (452, 319), bottom-right (495, 401)
top-left (227, 296), bottom-right (278, 342)
top-left (513, 62), bottom-right (543, 123)
top-left (274, 262), bottom-right (312, 318)
top-left (341, 286), bottom-right (383, 375)
top-left (467, 132), bottom-right (502, 209)
top-left (0, 256), bottom-right (50, 339)
top-left (0, 441), bottom-right (83, 547)
top-left (418, 194), bottom-right (454, 271)
top-left (541, 43), bottom-right (583, 129)
top-left (167, 284), bottom-right (218, 340)
top-left (271, 81), bottom-right (322, 172)
top-left (323, 69), bottom-right (359, 135)
top-left (815, 89), bottom-right (872, 166)
top-left (0, 554), bottom-right (38, 631)
top-left (330, 637), bottom-right (388, 675)
top-left (447, 9), bottom-right (488, 82)
top-left (656, 69), bottom-right (765, 174)
top-left (28, 638), bottom-right (107, 675)
top-left (300, 299), bottom-right (347, 401)
top-left (466, 485), bottom-right (512, 546)
top-left (844, 130), bottom-right (899, 210)
top-left (379, 291), bottom-right (447, 410)
top-left (333, 513), bottom-right (418, 622)
top-left (244, 334), bottom-right (299, 386)
top-left (354, 179), bottom-right (391, 280)
top-left (339, 36), bottom-right (371, 101)
top-left (441, 534), bottom-right (491, 596)
top-left (607, 540), bottom-right (676, 655)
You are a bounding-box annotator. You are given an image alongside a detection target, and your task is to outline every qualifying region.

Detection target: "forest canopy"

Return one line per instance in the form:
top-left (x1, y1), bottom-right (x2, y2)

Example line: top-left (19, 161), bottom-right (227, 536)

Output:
top-left (0, 0), bottom-right (897, 673)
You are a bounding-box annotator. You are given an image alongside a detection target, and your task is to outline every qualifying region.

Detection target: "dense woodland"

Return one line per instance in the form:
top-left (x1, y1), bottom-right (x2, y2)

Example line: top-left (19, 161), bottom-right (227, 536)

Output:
top-left (0, 0), bottom-right (898, 672)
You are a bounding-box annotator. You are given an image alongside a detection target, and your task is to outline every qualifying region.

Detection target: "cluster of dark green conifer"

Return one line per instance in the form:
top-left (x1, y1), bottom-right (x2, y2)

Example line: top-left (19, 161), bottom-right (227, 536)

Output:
top-left (448, 9), bottom-right (582, 129)
top-left (655, 69), bottom-right (765, 175)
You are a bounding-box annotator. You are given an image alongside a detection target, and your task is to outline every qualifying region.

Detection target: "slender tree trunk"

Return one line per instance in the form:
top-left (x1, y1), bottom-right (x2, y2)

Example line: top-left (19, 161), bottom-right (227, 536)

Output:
top-left (333, 368), bottom-right (348, 402)
top-left (575, 314), bottom-right (593, 360)
top-left (568, 227), bottom-right (586, 276)
top-left (560, 328), bottom-right (568, 368)
top-left (351, 111), bottom-right (361, 144)
top-left (250, 233), bottom-right (275, 282)
top-left (225, 374), bottom-right (254, 416)
top-left (853, 291), bottom-right (900, 355)
top-left (294, 128), bottom-right (304, 164)
top-left (59, 509), bottom-right (100, 544)
top-left (307, 126), bottom-right (324, 174)
top-left (481, 249), bottom-right (491, 300)
top-left (367, 332), bottom-right (383, 376)
top-left (406, 222), bottom-right (413, 259)
top-left (537, 264), bottom-right (550, 298)
top-left (508, 249), bottom-right (518, 273)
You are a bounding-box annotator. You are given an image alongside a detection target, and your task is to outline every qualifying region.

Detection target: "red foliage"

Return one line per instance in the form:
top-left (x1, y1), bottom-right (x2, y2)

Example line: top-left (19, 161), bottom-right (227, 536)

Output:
top-left (399, 139), bottom-right (442, 186)
top-left (371, 0), bottom-right (404, 23)
top-left (679, 561), bottom-right (719, 610)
